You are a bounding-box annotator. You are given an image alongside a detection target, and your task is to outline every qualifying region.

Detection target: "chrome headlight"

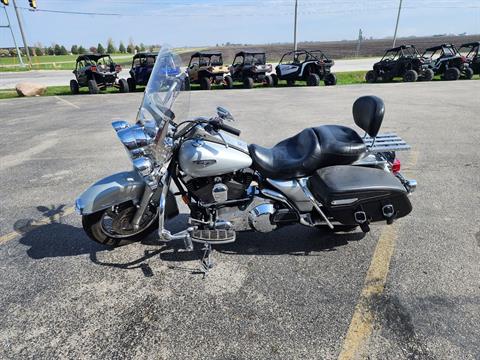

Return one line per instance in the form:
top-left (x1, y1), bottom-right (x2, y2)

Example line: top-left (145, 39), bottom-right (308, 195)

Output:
top-left (132, 156), bottom-right (153, 177)
top-left (117, 125), bottom-right (152, 150)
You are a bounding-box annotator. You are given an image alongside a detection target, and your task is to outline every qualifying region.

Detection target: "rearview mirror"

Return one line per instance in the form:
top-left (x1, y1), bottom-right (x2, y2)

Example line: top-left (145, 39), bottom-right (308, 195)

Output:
top-left (216, 106), bottom-right (234, 121)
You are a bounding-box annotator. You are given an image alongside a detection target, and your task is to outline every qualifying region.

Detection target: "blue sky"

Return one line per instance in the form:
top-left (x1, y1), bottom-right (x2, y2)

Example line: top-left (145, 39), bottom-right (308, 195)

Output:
top-left (1, 0), bottom-right (479, 48)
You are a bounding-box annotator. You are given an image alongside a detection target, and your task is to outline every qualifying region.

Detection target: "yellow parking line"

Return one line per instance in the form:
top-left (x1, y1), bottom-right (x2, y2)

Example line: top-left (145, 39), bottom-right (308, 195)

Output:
top-left (0, 206), bottom-right (75, 245)
top-left (338, 150), bottom-right (419, 359)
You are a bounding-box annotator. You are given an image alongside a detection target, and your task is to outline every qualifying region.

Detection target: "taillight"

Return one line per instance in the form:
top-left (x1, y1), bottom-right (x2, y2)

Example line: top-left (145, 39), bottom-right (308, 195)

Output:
top-left (392, 158), bottom-right (401, 173)
top-left (90, 66), bottom-right (97, 72)
top-left (115, 64), bottom-right (121, 73)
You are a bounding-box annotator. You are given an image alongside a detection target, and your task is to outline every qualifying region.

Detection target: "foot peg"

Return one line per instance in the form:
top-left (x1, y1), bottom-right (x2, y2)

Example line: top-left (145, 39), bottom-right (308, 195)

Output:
top-left (191, 229), bottom-right (236, 244)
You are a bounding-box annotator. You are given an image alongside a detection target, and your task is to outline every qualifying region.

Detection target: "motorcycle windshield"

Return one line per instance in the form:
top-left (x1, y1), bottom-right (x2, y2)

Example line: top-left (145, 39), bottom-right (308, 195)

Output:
top-left (136, 46), bottom-right (189, 162)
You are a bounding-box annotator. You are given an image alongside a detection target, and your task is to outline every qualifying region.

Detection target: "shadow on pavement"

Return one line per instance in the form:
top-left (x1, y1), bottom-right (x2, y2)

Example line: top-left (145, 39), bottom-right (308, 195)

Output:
top-left (13, 207), bottom-right (365, 274)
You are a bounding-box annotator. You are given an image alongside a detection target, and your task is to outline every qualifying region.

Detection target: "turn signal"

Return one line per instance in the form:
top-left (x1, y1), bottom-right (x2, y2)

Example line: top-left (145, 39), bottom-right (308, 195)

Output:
top-left (392, 158), bottom-right (401, 173)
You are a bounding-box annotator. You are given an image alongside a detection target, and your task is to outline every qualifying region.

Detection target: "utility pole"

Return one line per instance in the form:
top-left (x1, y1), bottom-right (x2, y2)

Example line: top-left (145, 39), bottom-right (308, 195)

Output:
top-left (12, 0), bottom-right (32, 65)
top-left (355, 29), bottom-right (363, 57)
top-left (1, 5), bottom-right (25, 66)
top-left (293, 0), bottom-right (298, 51)
top-left (392, 0), bottom-right (403, 47)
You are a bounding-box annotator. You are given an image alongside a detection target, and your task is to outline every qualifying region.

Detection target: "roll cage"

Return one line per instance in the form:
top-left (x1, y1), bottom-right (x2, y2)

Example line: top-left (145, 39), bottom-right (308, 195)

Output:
top-left (232, 51), bottom-right (266, 66)
top-left (188, 52), bottom-right (224, 67)
top-left (458, 42), bottom-right (480, 59)
top-left (279, 49), bottom-right (328, 65)
top-left (380, 45), bottom-right (420, 61)
top-left (422, 44), bottom-right (458, 60)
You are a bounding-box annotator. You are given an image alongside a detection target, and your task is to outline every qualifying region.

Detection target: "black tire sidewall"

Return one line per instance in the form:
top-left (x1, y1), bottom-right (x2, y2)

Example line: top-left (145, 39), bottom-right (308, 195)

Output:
top-left (70, 79), bottom-right (79, 94)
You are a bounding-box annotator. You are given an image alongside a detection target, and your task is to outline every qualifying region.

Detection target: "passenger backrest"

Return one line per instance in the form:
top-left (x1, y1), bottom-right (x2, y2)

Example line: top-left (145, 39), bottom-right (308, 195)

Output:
top-left (352, 96), bottom-right (385, 138)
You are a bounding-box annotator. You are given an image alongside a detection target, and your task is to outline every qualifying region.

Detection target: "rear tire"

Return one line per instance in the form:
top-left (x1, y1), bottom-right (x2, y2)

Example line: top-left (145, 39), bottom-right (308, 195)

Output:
top-left (243, 77), bottom-right (254, 89)
top-left (200, 77), bottom-right (212, 90)
top-left (324, 73), bottom-right (337, 86)
top-left (286, 79), bottom-right (295, 87)
top-left (464, 67), bottom-right (474, 80)
top-left (365, 70), bottom-right (377, 83)
top-left (82, 206), bottom-right (158, 247)
top-left (444, 67), bottom-right (460, 81)
top-left (118, 78), bottom-right (129, 93)
top-left (403, 69), bottom-right (418, 82)
top-left (70, 79), bottom-right (79, 94)
top-left (88, 79), bottom-right (99, 94)
top-left (421, 68), bottom-right (434, 81)
top-left (307, 73), bottom-right (320, 86)
top-left (127, 77), bottom-right (136, 92)
top-left (223, 75), bottom-right (234, 89)
top-left (264, 74), bottom-right (273, 87)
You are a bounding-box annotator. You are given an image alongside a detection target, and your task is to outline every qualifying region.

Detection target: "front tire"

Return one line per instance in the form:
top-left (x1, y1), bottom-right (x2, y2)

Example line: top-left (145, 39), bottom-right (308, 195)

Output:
top-left (264, 74), bottom-right (273, 87)
top-left (307, 73), bottom-right (320, 86)
top-left (243, 77), bottom-right (254, 89)
top-left (421, 68), bottom-right (434, 81)
top-left (271, 73), bottom-right (279, 86)
top-left (70, 79), bottom-right (79, 94)
top-left (324, 72), bottom-right (337, 86)
top-left (403, 69), bottom-right (418, 82)
top-left (82, 205), bottom-right (158, 247)
top-left (464, 67), bottom-right (474, 80)
top-left (444, 67), bottom-right (460, 81)
top-left (223, 75), bottom-right (233, 89)
top-left (200, 77), bottom-right (212, 90)
top-left (88, 79), bottom-right (99, 94)
top-left (286, 79), bottom-right (295, 87)
top-left (127, 77), bottom-right (136, 92)
top-left (365, 70), bottom-right (377, 83)
top-left (118, 78), bottom-right (129, 93)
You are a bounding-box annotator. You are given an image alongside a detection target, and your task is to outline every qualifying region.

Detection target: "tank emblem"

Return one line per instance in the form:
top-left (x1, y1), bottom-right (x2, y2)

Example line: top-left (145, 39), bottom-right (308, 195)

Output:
top-left (193, 160), bottom-right (217, 167)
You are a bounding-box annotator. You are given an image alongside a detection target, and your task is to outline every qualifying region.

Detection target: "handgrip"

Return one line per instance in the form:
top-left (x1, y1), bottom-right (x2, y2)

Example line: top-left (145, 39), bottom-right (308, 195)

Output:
top-left (211, 119), bottom-right (241, 136)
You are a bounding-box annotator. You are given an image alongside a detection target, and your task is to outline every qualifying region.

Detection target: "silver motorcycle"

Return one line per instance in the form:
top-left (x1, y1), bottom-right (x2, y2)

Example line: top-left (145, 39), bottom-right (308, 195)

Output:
top-left (75, 47), bottom-right (416, 271)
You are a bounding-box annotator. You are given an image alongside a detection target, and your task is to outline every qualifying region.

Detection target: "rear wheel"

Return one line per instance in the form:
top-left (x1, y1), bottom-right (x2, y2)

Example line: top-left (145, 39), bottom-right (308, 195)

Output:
top-left (307, 73), bottom-right (320, 86)
top-left (88, 79), bottom-right (99, 94)
top-left (264, 74), bottom-right (273, 87)
top-left (127, 77), bottom-right (136, 92)
top-left (223, 75), bottom-right (233, 89)
top-left (200, 77), bottom-right (212, 90)
top-left (403, 69), bottom-right (418, 82)
top-left (365, 70), bottom-right (377, 83)
top-left (422, 68), bottom-right (434, 81)
top-left (286, 79), bottom-right (296, 87)
top-left (70, 79), bottom-right (79, 94)
top-left (324, 73), bottom-right (337, 86)
top-left (118, 78), bottom-right (129, 93)
top-left (464, 67), bottom-right (474, 80)
top-left (444, 67), bottom-right (460, 81)
top-left (243, 77), bottom-right (254, 89)
top-left (82, 203), bottom-right (158, 247)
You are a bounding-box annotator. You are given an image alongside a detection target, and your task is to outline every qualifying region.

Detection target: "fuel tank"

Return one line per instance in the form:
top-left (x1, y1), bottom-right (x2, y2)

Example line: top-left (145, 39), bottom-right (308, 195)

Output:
top-left (179, 139), bottom-right (252, 178)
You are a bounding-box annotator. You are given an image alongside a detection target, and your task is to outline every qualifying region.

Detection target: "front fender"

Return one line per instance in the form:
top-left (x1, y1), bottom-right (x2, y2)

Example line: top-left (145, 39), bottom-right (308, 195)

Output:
top-left (75, 171), bottom-right (146, 215)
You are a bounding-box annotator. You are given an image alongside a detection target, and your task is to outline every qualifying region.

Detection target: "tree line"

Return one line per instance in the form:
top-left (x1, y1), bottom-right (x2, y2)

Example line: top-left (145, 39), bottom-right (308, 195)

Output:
top-left (0, 39), bottom-right (159, 57)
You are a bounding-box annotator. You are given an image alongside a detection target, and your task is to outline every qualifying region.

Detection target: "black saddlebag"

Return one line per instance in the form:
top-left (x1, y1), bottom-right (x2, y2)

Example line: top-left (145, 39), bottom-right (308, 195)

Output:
top-left (308, 166), bottom-right (412, 225)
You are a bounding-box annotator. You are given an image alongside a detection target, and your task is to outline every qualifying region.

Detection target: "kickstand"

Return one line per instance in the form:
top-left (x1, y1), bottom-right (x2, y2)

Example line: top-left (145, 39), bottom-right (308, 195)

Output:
top-left (200, 242), bottom-right (214, 278)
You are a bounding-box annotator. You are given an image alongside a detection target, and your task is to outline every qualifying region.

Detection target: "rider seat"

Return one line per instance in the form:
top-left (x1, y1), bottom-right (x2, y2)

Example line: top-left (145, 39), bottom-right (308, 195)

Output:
top-left (248, 96), bottom-right (385, 180)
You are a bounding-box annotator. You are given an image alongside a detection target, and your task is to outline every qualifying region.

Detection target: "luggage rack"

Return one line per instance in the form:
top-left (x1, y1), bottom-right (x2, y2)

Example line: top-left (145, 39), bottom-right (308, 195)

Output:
top-left (363, 132), bottom-right (411, 153)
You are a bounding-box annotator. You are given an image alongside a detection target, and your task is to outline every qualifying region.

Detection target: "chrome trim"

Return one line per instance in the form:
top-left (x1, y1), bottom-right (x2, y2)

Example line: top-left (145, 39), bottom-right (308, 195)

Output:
top-left (112, 120), bottom-right (129, 132)
top-left (331, 198), bottom-right (358, 206)
top-left (131, 186), bottom-right (154, 231)
top-left (132, 156), bottom-right (153, 177)
top-left (297, 178), bottom-right (334, 229)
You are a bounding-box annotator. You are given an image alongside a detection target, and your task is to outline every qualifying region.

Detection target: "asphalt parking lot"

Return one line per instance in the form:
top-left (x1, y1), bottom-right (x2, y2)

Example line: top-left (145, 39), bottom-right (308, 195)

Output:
top-left (0, 81), bottom-right (479, 359)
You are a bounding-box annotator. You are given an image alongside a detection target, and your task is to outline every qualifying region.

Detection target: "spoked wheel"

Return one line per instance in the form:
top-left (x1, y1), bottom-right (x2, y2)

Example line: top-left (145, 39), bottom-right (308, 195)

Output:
top-left (82, 203), bottom-right (158, 247)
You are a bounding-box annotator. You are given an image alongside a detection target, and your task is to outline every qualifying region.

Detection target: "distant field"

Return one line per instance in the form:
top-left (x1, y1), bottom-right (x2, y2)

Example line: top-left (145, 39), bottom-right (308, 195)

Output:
top-left (178, 34), bottom-right (480, 64)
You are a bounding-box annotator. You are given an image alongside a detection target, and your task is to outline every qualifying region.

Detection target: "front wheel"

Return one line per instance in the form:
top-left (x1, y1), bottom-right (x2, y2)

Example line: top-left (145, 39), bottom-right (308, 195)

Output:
top-left (127, 77), bottom-right (136, 92)
top-left (243, 77), bottom-right (254, 89)
top-left (324, 72), bottom-right (337, 86)
top-left (70, 79), bottom-right (79, 94)
top-left (365, 70), bottom-right (377, 83)
top-left (82, 203), bottom-right (158, 247)
top-left (403, 69), bottom-right (418, 82)
top-left (271, 73), bottom-right (279, 86)
top-left (464, 67), bottom-right (474, 80)
top-left (264, 74), bottom-right (273, 87)
top-left (421, 68), bottom-right (434, 81)
top-left (223, 75), bottom-right (233, 89)
top-left (200, 77), bottom-right (212, 90)
top-left (118, 78), bottom-right (129, 93)
top-left (444, 67), bottom-right (460, 81)
top-left (88, 79), bottom-right (99, 94)
top-left (307, 73), bottom-right (320, 86)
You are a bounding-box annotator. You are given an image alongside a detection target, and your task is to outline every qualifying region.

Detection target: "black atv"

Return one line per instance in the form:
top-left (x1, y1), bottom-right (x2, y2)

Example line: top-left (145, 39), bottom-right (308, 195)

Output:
top-left (127, 52), bottom-right (157, 92)
top-left (275, 49), bottom-right (336, 86)
top-left (230, 51), bottom-right (274, 89)
top-left (458, 41), bottom-right (480, 76)
top-left (366, 45), bottom-right (434, 83)
top-left (70, 54), bottom-right (128, 94)
top-left (422, 43), bottom-right (473, 81)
